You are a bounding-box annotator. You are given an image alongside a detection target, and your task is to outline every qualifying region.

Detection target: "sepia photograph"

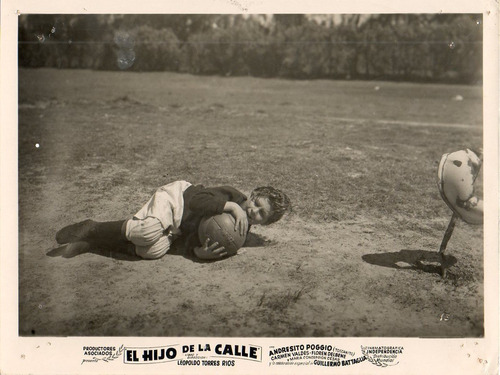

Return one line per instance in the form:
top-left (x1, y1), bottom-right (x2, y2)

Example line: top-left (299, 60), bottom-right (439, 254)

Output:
top-left (1, 1), bottom-right (498, 374)
top-left (17, 13), bottom-right (484, 337)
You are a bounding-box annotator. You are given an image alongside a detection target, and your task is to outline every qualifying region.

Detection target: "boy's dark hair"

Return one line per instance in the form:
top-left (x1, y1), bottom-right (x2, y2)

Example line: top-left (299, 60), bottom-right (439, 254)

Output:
top-left (250, 186), bottom-right (291, 225)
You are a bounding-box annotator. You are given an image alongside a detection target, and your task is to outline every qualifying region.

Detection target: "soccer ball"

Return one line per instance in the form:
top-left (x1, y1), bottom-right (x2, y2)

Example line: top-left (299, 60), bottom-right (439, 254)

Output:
top-left (198, 213), bottom-right (247, 255)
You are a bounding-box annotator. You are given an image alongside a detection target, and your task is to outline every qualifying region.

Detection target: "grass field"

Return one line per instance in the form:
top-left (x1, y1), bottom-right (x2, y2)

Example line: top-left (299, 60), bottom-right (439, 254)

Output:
top-left (18, 68), bottom-right (483, 337)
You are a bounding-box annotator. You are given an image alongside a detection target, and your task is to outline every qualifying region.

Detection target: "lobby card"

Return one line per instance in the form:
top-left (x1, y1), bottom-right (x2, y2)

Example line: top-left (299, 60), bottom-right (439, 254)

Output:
top-left (1, 0), bottom-right (498, 374)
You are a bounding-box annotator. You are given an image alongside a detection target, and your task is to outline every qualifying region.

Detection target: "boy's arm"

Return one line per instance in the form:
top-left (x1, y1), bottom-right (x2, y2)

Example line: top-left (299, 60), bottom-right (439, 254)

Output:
top-left (223, 201), bottom-right (248, 236)
top-left (188, 187), bottom-right (248, 236)
top-left (193, 239), bottom-right (228, 260)
top-left (188, 186), bottom-right (247, 218)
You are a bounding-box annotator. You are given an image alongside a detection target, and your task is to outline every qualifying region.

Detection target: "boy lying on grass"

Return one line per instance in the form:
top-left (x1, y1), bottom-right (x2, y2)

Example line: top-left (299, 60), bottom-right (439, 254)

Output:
top-left (55, 180), bottom-right (290, 260)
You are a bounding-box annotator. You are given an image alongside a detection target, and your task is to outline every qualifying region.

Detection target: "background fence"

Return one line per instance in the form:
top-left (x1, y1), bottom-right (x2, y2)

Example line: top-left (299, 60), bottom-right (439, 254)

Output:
top-left (18, 14), bottom-right (483, 84)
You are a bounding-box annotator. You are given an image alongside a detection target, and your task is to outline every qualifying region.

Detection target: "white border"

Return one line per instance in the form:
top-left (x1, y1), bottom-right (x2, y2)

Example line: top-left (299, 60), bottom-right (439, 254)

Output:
top-left (1, 1), bottom-right (498, 374)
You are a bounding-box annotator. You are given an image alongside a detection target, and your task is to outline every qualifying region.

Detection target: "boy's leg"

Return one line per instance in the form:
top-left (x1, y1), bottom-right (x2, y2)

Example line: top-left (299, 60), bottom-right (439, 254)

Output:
top-left (59, 239), bottom-right (137, 258)
top-left (56, 219), bottom-right (128, 244)
top-left (56, 219), bottom-right (137, 257)
top-left (56, 217), bottom-right (170, 259)
top-left (126, 217), bottom-right (171, 259)
top-left (134, 235), bottom-right (172, 260)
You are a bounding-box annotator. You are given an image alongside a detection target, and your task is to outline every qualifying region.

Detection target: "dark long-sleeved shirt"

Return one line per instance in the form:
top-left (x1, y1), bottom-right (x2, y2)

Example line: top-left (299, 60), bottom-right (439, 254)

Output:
top-left (179, 184), bottom-right (247, 249)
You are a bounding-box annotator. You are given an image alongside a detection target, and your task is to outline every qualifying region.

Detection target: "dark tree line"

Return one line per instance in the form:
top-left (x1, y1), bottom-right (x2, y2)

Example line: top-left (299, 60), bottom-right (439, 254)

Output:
top-left (18, 14), bottom-right (482, 83)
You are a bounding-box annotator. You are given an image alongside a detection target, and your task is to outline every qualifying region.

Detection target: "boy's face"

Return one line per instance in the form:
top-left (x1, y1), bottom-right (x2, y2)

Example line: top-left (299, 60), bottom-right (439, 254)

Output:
top-left (246, 196), bottom-right (273, 225)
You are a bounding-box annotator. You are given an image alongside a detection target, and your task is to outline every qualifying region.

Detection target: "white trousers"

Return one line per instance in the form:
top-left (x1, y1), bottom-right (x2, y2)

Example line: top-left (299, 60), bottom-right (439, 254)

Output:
top-left (125, 180), bottom-right (191, 259)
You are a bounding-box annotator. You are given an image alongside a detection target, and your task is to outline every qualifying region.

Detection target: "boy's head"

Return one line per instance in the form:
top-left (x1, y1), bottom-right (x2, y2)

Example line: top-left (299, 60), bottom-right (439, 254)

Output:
top-left (246, 186), bottom-right (291, 225)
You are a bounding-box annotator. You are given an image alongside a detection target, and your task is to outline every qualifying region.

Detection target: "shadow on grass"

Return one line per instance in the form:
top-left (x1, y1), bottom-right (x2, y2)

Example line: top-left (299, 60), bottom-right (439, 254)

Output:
top-left (167, 232), bottom-right (270, 263)
top-left (47, 232), bottom-right (271, 263)
top-left (244, 232), bottom-right (273, 247)
top-left (362, 249), bottom-right (457, 276)
top-left (46, 240), bottom-right (141, 261)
